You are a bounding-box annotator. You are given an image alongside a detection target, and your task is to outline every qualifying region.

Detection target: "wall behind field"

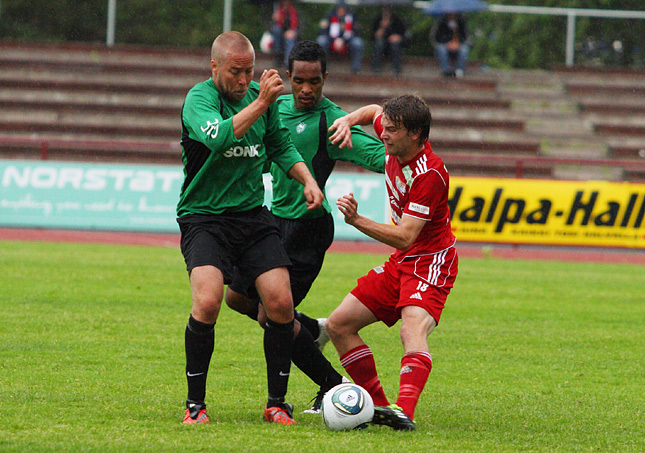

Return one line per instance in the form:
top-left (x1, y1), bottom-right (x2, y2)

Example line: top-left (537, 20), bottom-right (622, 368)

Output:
top-left (2, 160), bottom-right (644, 248)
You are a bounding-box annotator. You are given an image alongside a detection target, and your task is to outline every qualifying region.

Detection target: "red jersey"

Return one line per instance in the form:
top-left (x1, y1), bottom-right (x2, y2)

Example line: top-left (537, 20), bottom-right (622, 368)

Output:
top-left (374, 114), bottom-right (456, 259)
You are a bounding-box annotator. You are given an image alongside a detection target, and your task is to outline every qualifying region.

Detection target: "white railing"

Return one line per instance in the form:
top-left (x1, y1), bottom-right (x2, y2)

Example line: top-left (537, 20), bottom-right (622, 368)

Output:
top-left (453, 4), bottom-right (645, 67)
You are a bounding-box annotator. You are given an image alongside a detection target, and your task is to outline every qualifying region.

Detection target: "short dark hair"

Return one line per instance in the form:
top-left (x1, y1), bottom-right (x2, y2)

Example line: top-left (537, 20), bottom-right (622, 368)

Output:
top-left (382, 94), bottom-right (432, 146)
top-left (288, 40), bottom-right (327, 75)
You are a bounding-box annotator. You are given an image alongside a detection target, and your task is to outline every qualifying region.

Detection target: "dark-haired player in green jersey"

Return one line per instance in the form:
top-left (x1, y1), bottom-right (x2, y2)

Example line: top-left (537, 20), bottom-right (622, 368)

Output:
top-left (177, 31), bottom-right (324, 425)
top-left (226, 40), bottom-right (385, 413)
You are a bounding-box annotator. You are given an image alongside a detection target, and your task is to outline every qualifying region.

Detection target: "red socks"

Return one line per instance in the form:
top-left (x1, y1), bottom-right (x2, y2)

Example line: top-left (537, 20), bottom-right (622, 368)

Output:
top-left (340, 346), bottom-right (433, 420)
top-left (340, 345), bottom-right (390, 406)
top-left (395, 351), bottom-right (432, 420)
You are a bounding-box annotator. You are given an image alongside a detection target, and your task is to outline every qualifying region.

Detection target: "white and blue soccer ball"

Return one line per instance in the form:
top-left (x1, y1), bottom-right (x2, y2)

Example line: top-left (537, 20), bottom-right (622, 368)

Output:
top-left (321, 383), bottom-right (374, 431)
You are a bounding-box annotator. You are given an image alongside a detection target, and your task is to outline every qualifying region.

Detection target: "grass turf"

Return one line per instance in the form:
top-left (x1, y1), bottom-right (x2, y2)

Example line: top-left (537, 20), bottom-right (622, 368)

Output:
top-left (0, 240), bottom-right (643, 451)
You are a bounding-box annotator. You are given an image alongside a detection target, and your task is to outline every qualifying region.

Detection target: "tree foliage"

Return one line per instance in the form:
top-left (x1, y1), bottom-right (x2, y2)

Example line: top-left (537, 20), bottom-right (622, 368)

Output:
top-left (0, 0), bottom-right (642, 68)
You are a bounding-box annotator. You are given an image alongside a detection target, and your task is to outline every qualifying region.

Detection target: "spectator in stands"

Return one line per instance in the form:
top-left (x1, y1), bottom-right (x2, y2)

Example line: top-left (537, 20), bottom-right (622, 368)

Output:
top-left (270, 0), bottom-right (300, 67)
top-left (431, 13), bottom-right (470, 78)
top-left (371, 5), bottom-right (409, 75)
top-left (317, 0), bottom-right (363, 73)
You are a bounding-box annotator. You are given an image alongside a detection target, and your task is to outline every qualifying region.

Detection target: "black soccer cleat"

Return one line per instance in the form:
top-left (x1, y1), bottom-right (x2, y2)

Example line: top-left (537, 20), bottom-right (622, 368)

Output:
top-left (303, 387), bottom-right (326, 414)
top-left (303, 376), bottom-right (351, 414)
top-left (371, 404), bottom-right (416, 431)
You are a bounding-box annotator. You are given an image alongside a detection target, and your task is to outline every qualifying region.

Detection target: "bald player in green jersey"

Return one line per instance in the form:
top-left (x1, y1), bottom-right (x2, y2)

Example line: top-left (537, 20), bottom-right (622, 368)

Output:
top-left (226, 40), bottom-right (385, 413)
top-left (177, 32), bottom-right (324, 425)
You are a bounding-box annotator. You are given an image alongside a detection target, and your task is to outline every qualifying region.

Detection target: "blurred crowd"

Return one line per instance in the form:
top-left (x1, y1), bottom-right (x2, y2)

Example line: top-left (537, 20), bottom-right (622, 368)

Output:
top-left (262, 0), bottom-right (473, 77)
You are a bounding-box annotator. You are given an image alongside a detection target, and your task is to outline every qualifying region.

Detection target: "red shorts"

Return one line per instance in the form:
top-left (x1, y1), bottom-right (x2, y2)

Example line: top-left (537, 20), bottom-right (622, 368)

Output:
top-left (351, 247), bottom-right (458, 327)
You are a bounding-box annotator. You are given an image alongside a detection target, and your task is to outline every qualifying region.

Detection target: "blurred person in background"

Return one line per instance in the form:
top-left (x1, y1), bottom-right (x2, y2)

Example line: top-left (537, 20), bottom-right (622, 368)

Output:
top-left (431, 12), bottom-right (470, 77)
top-left (317, 0), bottom-right (364, 73)
top-left (371, 5), bottom-right (409, 75)
top-left (270, 0), bottom-right (300, 67)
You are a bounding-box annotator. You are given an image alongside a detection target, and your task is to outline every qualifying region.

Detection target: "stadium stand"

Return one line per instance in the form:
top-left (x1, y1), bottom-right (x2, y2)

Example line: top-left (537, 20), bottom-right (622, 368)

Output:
top-left (1, 40), bottom-right (644, 181)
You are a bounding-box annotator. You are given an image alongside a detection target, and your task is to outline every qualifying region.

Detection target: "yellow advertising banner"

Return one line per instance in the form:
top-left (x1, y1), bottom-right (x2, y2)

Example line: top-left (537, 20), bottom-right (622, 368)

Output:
top-left (449, 177), bottom-right (645, 248)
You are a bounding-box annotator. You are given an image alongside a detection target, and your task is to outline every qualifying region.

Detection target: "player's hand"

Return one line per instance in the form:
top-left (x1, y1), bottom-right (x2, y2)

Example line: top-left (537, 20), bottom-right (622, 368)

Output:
top-left (336, 193), bottom-right (359, 224)
top-left (258, 69), bottom-right (284, 106)
top-left (304, 182), bottom-right (324, 211)
top-left (329, 116), bottom-right (354, 149)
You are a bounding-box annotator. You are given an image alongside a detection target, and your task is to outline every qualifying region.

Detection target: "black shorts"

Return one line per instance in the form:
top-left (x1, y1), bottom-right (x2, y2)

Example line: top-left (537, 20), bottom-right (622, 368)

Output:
top-left (229, 212), bottom-right (334, 307)
top-left (177, 206), bottom-right (291, 285)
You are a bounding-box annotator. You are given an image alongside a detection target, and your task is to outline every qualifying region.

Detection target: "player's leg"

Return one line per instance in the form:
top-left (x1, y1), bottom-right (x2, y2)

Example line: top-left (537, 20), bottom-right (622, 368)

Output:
top-left (277, 213), bottom-right (334, 347)
top-left (255, 266), bottom-right (297, 424)
top-left (368, 307), bottom-right (434, 431)
top-left (183, 264), bottom-right (224, 424)
top-left (224, 286), bottom-right (260, 321)
top-left (325, 293), bottom-right (390, 406)
top-left (227, 256), bottom-right (342, 414)
top-left (395, 305), bottom-right (436, 421)
top-left (386, 247), bottom-right (458, 427)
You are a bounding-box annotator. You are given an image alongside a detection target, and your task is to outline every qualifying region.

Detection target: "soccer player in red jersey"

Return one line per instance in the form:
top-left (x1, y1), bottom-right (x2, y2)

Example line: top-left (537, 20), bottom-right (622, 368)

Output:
top-left (326, 94), bottom-right (458, 430)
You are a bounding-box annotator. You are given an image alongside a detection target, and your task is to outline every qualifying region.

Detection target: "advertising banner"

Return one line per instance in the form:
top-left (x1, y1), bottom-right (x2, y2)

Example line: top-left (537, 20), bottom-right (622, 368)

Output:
top-left (450, 177), bottom-right (645, 248)
top-left (0, 160), bottom-right (388, 239)
top-left (0, 160), bottom-right (184, 232)
top-left (2, 160), bottom-right (644, 248)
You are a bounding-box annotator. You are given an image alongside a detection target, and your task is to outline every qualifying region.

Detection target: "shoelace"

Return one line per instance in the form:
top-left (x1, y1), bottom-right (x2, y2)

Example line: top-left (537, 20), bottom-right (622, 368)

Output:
top-left (310, 389), bottom-right (326, 411)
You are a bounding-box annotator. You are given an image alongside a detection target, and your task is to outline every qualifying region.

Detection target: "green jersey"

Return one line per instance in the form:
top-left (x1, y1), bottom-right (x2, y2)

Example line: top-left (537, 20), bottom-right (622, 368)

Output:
top-left (271, 95), bottom-right (385, 219)
top-left (177, 79), bottom-right (303, 217)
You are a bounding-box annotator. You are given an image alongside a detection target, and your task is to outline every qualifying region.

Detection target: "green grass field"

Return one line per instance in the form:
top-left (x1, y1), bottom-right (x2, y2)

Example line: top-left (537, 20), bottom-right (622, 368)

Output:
top-left (1, 240), bottom-right (643, 452)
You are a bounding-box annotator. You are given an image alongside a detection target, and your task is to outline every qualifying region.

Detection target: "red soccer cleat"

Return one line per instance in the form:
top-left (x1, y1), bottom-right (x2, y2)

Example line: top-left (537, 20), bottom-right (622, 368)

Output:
top-left (263, 403), bottom-right (296, 425)
top-left (183, 408), bottom-right (210, 424)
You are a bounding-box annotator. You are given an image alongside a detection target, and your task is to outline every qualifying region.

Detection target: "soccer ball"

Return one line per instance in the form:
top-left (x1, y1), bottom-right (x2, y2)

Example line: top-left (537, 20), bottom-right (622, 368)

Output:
top-left (321, 383), bottom-right (374, 431)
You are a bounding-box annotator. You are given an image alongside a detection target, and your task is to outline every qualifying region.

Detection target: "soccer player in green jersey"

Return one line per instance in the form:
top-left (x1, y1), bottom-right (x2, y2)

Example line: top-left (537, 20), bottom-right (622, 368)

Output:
top-left (226, 40), bottom-right (385, 413)
top-left (177, 32), bottom-right (324, 425)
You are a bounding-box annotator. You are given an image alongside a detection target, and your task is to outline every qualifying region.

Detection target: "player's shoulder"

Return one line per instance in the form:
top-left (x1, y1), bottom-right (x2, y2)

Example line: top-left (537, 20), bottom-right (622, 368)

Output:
top-left (411, 144), bottom-right (449, 184)
top-left (184, 79), bottom-right (221, 113)
top-left (187, 79), bottom-right (215, 98)
top-left (249, 79), bottom-right (260, 90)
top-left (319, 96), bottom-right (341, 110)
top-left (277, 94), bottom-right (293, 105)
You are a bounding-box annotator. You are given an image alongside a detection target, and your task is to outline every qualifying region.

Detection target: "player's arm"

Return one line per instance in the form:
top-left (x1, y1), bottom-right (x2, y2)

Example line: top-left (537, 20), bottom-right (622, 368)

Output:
top-left (336, 193), bottom-right (425, 251)
top-left (329, 104), bottom-right (383, 149)
top-left (231, 69), bottom-right (284, 139)
top-left (288, 161), bottom-right (324, 211)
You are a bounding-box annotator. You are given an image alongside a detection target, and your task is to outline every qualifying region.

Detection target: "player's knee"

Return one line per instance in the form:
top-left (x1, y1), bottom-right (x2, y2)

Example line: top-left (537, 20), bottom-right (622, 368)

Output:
top-left (325, 312), bottom-right (349, 342)
top-left (192, 294), bottom-right (222, 323)
top-left (263, 295), bottom-right (294, 324)
top-left (225, 289), bottom-right (256, 315)
top-left (399, 313), bottom-right (435, 344)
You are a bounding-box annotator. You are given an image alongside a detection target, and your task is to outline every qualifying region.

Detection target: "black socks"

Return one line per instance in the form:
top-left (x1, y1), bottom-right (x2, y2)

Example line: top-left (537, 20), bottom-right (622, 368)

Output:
top-left (292, 323), bottom-right (343, 389)
top-left (295, 310), bottom-right (320, 339)
top-left (185, 315), bottom-right (215, 403)
top-left (264, 318), bottom-right (294, 403)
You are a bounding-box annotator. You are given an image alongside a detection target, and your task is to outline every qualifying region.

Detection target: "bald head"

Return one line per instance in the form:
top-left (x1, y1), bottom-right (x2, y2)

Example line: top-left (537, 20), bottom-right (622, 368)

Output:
top-left (211, 31), bottom-right (254, 65)
top-left (210, 31), bottom-right (256, 102)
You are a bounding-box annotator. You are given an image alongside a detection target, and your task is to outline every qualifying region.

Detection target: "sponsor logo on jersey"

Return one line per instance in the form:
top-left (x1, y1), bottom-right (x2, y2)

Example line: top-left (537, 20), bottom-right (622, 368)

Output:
top-left (373, 265), bottom-right (385, 274)
top-left (395, 175), bottom-right (407, 194)
top-left (200, 119), bottom-right (219, 139)
top-left (296, 122), bottom-right (306, 134)
top-left (223, 144), bottom-right (261, 158)
top-left (409, 202), bottom-right (430, 215)
top-left (402, 165), bottom-right (414, 186)
top-left (410, 292), bottom-right (422, 300)
top-left (390, 207), bottom-right (401, 224)
top-left (385, 174), bottom-right (399, 201)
